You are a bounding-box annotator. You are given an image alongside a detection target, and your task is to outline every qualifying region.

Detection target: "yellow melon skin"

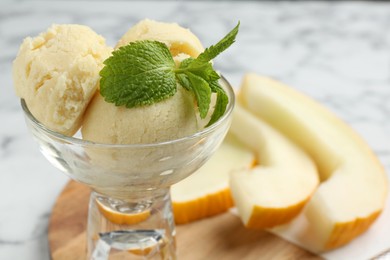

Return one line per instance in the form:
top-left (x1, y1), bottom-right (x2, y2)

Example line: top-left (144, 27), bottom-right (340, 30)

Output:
top-left (173, 188), bottom-right (234, 224)
top-left (246, 199), bottom-right (310, 229)
top-left (96, 199), bottom-right (151, 225)
top-left (324, 211), bottom-right (381, 250)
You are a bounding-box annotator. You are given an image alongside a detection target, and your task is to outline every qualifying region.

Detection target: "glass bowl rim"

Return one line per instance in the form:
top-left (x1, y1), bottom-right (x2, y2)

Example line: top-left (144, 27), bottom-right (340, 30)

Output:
top-left (21, 75), bottom-right (235, 148)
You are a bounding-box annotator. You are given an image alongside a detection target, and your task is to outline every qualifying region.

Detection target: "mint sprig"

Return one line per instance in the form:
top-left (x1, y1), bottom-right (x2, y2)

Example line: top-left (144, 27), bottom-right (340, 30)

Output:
top-left (100, 22), bottom-right (239, 126)
top-left (100, 41), bottom-right (176, 107)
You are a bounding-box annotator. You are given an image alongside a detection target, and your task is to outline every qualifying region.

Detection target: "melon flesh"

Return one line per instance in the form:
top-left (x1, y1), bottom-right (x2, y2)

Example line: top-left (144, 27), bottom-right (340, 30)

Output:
top-left (171, 134), bottom-right (255, 224)
top-left (239, 73), bottom-right (388, 251)
top-left (229, 105), bottom-right (319, 229)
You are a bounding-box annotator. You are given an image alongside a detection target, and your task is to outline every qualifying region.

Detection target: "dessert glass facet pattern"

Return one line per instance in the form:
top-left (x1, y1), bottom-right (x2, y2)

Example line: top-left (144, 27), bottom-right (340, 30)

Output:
top-left (21, 77), bottom-right (235, 259)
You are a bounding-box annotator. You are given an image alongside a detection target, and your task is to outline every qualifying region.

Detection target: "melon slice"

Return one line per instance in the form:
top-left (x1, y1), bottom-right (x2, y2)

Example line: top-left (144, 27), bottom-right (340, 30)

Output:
top-left (96, 199), bottom-right (150, 225)
top-left (239, 73), bottom-right (388, 251)
top-left (229, 105), bottom-right (319, 229)
top-left (171, 134), bottom-right (255, 224)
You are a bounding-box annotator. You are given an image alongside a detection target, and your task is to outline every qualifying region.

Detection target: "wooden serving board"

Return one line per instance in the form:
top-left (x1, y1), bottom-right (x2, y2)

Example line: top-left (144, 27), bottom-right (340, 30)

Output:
top-left (49, 181), bottom-right (321, 259)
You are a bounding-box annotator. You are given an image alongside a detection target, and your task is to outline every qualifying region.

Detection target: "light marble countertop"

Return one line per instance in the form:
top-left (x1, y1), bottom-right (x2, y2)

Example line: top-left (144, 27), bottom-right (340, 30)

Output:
top-left (1, 1), bottom-right (390, 259)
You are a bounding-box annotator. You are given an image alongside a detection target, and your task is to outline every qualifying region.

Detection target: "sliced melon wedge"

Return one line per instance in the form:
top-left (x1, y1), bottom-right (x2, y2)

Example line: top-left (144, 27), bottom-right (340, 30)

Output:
top-left (229, 105), bottom-right (319, 229)
top-left (171, 134), bottom-right (255, 224)
top-left (239, 73), bottom-right (388, 251)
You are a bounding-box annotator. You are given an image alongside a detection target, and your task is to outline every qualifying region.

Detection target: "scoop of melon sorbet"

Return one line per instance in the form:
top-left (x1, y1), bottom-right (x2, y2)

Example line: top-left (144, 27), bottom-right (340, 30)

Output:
top-left (82, 19), bottom-right (206, 144)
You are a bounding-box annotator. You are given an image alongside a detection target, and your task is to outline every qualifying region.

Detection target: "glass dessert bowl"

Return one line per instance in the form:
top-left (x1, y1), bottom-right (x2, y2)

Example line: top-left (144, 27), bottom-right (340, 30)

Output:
top-left (21, 77), bottom-right (235, 259)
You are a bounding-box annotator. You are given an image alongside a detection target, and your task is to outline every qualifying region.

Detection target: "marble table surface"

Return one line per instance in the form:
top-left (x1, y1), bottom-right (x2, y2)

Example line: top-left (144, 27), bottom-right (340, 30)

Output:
top-left (1, 1), bottom-right (390, 259)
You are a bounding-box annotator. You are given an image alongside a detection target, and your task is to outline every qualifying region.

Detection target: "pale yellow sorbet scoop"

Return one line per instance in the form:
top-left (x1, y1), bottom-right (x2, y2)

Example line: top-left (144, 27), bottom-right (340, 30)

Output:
top-left (82, 19), bottom-right (205, 144)
top-left (13, 24), bottom-right (112, 136)
top-left (115, 19), bottom-right (204, 56)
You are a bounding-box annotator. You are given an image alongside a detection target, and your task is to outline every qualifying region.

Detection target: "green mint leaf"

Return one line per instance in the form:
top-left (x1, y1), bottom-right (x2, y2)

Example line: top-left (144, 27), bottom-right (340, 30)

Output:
top-left (176, 73), bottom-right (191, 91)
top-left (206, 81), bottom-right (229, 127)
top-left (190, 22), bottom-right (239, 67)
top-left (100, 40), bottom-right (176, 108)
top-left (186, 72), bottom-right (211, 118)
top-left (173, 22), bottom-right (239, 125)
top-left (179, 57), bottom-right (194, 69)
top-left (183, 60), bottom-right (220, 82)
top-left (209, 79), bottom-right (224, 93)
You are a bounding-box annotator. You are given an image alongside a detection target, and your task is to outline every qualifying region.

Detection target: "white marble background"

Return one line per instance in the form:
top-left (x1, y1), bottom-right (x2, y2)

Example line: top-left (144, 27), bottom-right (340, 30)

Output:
top-left (1, 1), bottom-right (390, 259)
